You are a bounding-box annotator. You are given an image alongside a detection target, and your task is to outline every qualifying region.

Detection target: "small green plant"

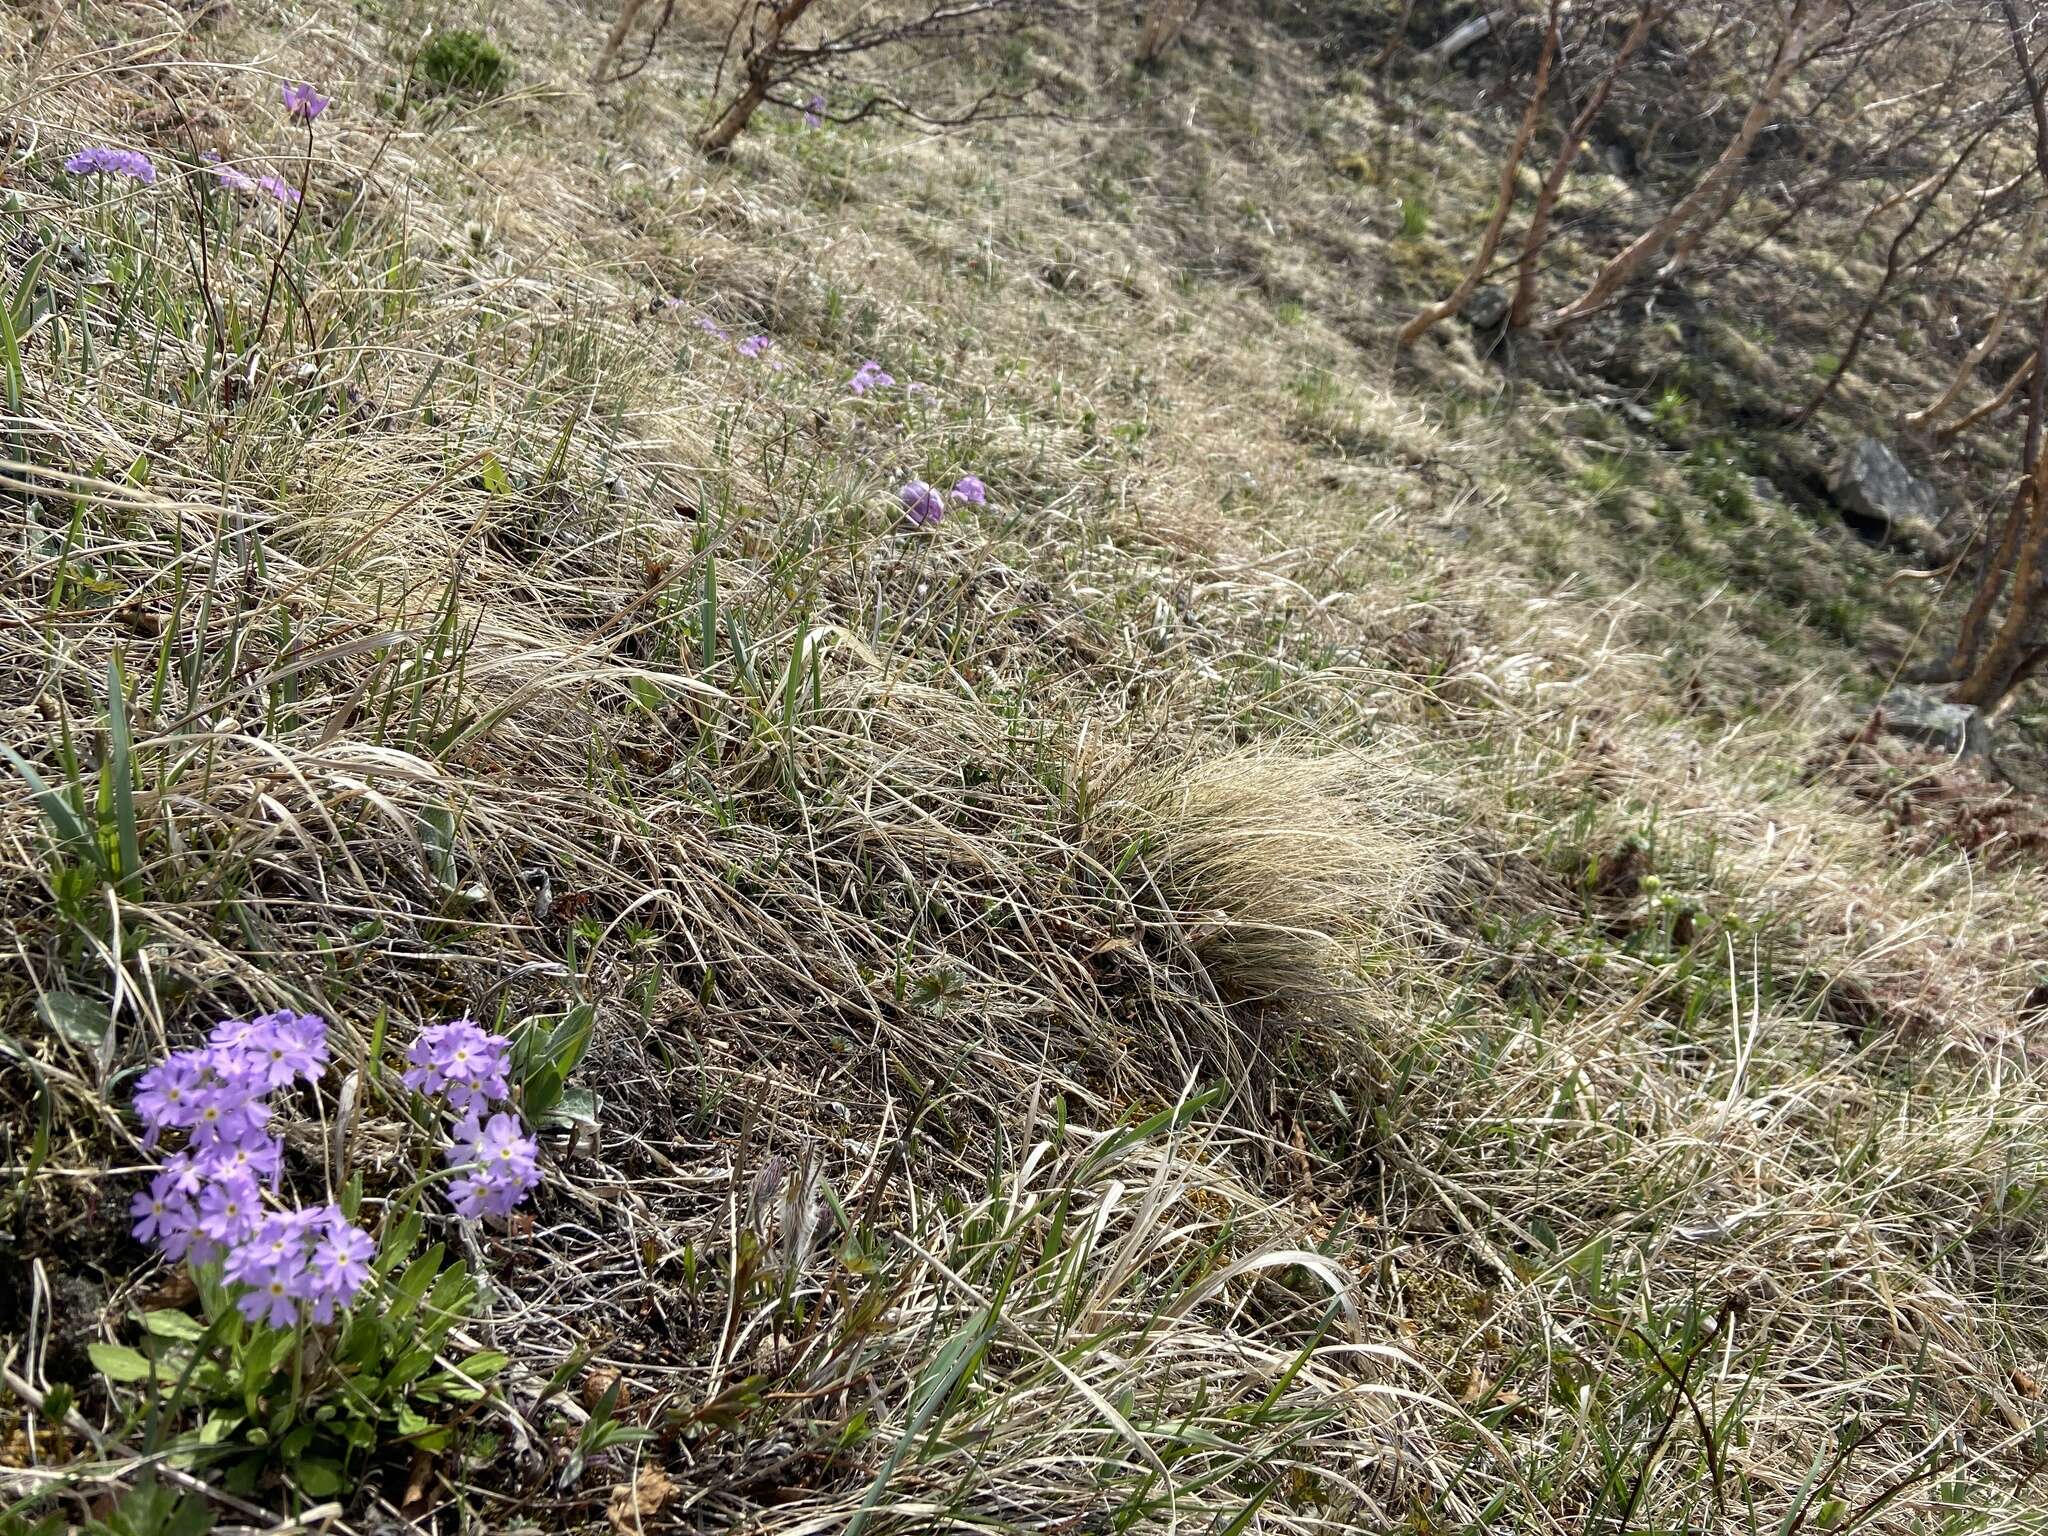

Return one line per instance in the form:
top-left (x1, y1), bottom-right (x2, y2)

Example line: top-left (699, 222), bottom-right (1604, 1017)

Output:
top-left (1576, 451), bottom-right (1639, 506)
top-left (1288, 368), bottom-right (1340, 415)
top-left (418, 30), bottom-right (513, 97)
top-left (1818, 593), bottom-right (1864, 641)
top-left (57, 1009), bottom-right (596, 1518)
top-left (2, 657), bottom-right (145, 936)
top-left (1399, 195), bottom-right (1429, 239)
top-left (1683, 438), bottom-right (1753, 519)
top-left (1651, 385), bottom-right (1691, 431)
top-left (91, 1220), bottom-right (509, 1500)
top-left (32, 1481), bottom-right (214, 1536)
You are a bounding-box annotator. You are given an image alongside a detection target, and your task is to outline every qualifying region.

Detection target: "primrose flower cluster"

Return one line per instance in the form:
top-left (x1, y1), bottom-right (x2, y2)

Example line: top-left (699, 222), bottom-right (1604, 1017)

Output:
top-left (404, 1019), bottom-right (542, 1220)
top-left (660, 314), bottom-right (992, 527)
top-left (63, 146), bottom-right (157, 184)
top-left (202, 151), bottom-right (300, 208)
top-left (64, 82), bottom-right (329, 200)
top-left (689, 313), bottom-right (785, 370)
top-left (898, 474), bottom-right (989, 527)
top-left (129, 1012), bottom-right (374, 1327)
top-left (130, 1012), bottom-right (542, 1331)
top-left (848, 358), bottom-right (895, 396)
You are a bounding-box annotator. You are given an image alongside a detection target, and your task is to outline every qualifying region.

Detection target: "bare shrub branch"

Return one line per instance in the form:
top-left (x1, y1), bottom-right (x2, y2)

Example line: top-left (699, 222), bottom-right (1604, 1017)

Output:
top-left (1397, 0), bottom-right (1561, 348)
top-left (1541, 0), bottom-right (1844, 334)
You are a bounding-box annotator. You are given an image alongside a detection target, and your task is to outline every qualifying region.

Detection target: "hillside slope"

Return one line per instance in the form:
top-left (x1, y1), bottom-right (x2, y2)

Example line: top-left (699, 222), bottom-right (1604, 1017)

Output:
top-left (4, 3), bottom-right (2048, 1533)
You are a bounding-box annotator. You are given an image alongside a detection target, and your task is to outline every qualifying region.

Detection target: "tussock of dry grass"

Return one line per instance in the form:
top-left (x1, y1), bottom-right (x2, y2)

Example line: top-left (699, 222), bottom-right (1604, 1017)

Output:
top-left (1085, 746), bottom-right (1440, 1031)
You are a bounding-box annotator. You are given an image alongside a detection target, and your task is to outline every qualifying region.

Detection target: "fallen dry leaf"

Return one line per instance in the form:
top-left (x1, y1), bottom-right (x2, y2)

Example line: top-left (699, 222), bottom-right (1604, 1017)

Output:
top-left (401, 1447), bottom-right (436, 1518)
top-left (608, 1464), bottom-right (678, 1534)
top-left (140, 1271), bottom-right (199, 1311)
top-left (582, 1365), bottom-right (627, 1410)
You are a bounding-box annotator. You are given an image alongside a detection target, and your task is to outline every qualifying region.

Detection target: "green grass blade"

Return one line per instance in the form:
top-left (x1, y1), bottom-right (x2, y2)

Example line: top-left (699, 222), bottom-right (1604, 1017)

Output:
top-left (106, 656), bottom-right (142, 897)
top-left (1, 742), bottom-right (101, 873)
top-left (843, 1311), bottom-right (991, 1536)
top-left (9, 240), bottom-right (52, 334)
top-left (700, 555), bottom-right (718, 670)
top-left (0, 283), bottom-right (24, 418)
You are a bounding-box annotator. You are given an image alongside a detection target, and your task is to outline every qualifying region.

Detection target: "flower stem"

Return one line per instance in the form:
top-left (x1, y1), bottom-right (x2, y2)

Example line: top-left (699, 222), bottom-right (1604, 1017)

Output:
top-left (252, 118), bottom-right (314, 359)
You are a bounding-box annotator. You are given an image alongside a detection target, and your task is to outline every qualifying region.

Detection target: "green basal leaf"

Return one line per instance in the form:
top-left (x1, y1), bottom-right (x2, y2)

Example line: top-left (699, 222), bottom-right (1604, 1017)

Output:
top-left (375, 1210), bottom-right (422, 1276)
top-left (105, 655), bottom-right (141, 897)
top-left (141, 1309), bottom-right (209, 1342)
top-left (523, 1061), bottom-right (562, 1122)
top-left (549, 1003), bottom-right (595, 1076)
top-left (152, 1345), bottom-right (195, 1377)
top-left (0, 743), bottom-right (99, 871)
top-left (35, 991), bottom-right (108, 1050)
top-left (388, 1243), bottom-right (444, 1320)
top-left (545, 1082), bottom-right (601, 1133)
top-left (293, 1455), bottom-right (345, 1496)
top-left (88, 1341), bottom-right (154, 1382)
top-left (425, 1379), bottom-right (487, 1404)
top-left (460, 1348), bottom-right (510, 1379)
top-left (343, 1314), bottom-right (381, 1366)
top-left (424, 1259), bottom-right (472, 1327)
top-left (239, 1331), bottom-right (291, 1416)
top-left (387, 1345), bottom-right (435, 1391)
top-left (193, 1266), bottom-right (234, 1328)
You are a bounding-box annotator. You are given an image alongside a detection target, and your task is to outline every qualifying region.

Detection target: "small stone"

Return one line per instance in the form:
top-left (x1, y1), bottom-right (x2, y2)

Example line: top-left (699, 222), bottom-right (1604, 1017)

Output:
top-left (1829, 438), bottom-right (1940, 551)
top-left (1876, 686), bottom-right (1988, 757)
top-left (1464, 286), bottom-right (1510, 330)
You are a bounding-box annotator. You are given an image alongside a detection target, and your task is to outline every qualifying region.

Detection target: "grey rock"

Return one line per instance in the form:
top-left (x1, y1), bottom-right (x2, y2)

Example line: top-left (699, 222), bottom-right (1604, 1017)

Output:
top-left (1421, 11), bottom-right (1496, 67)
top-left (1830, 437), bottom-right (1941, 551)
top-left (1876, 686), bottom-right (1988, 757)
top-left (1464, 286), bottom-right (1510, 331)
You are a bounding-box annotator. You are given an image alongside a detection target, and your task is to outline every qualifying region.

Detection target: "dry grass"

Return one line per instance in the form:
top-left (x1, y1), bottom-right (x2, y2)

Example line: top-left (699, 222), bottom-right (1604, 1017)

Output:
top-left (4, 1), bottom-right (2048, 1533)
top-left (1083, 746), bottom-right (1441, 1053)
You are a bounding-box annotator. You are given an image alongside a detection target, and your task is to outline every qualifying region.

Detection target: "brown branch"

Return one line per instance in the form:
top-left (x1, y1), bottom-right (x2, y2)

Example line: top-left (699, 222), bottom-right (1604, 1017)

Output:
top-left (1507, 0), bottom-right (1660, 330)
top-left (1905, 202), bottom-right (2042, 431)
top-left (1938, 348), bottom-right (2038, 441)
top-left (1370, 0), bottom-right (1420, 71)
top-left (1542, 0), bottom-right (1842, 335)
top-left (1139, 0), bottom-right (1203, 62)
top-left (592, 0), bottom-right (655, 86)
top-left (698, 0), bottom-right (1073, 154)
top-left (1792, 109), bottom-right (2006, 427)
top-left (1953, 4), bottom-right (2048, 708)
top-left (1397, 0), bottom-right (1561, 348)
top-left (701, 0), bottom-right (822, 155)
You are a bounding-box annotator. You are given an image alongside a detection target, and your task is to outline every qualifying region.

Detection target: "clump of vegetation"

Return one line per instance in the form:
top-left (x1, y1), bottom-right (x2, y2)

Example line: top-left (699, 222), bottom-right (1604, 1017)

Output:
top-left (1088, 747), bottom-right (1435, 1017)
top-left (418, 29), bottom-right (513, 96)
top-left (1684, 439), bottom-right (1753, 519)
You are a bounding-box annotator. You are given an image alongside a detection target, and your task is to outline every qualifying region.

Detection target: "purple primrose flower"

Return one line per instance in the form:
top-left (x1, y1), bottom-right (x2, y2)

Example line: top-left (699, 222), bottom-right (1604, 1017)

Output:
top-left (899, 480), bottom-right (945, 527)
top-left (280, 82), bottom-right (331, 121)
top-left (65, 146), bottom-right (156, 184)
